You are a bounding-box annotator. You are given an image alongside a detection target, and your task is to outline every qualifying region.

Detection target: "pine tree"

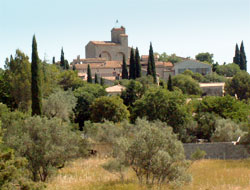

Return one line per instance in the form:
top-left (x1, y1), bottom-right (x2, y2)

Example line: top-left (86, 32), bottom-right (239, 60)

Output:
top-left (100, 77), bottom-right (105, 86)
top-left (240, 41), bottom-right (247, 71)
top-left (233, 44), bottom-right (241, 67)
top-left (60, 47), bottom-right (65, 69)
top-left (148, 42), bottom-right (156, 83)
top-left (129, 48), bottom-right (136, 80)
top-left (122, 55), bottom-right (128, 79)
top-left (87, 64), bottom-right (92, 83)
top-left (167, 75), bottom-right (173, 91)
top-left (135, 47), bottom-right (141, 78)
top-left (95, 73), bottom-right (99, 84)
top-left (31, 35), bottom-right (42, 116)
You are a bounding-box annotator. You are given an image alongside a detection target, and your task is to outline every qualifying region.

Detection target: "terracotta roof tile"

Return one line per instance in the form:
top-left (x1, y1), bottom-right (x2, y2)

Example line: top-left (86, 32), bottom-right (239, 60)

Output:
top-left (90, 41), bottom-right (118, 46)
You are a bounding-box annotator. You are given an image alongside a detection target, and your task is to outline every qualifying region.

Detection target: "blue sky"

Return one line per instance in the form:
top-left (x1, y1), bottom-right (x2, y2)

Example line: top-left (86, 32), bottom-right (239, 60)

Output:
top-left (0, 0), bottom-right (249, 71)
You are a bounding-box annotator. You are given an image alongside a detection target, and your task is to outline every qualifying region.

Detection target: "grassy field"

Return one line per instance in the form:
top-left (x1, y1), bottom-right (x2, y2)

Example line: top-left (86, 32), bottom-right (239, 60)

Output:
top-left (46, 158), bottom-right (250, 190)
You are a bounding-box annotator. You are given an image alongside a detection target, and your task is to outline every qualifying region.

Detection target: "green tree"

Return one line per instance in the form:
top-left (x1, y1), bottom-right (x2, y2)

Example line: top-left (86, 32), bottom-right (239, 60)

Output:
top-left (172, 74), bottom-right (202, 95)
top-left (120, 80), bottom-right (143, 108)
top-left (129, 48), bottom-right (136, 80)
top-left (158, 52), bottom-right (182, 64)
top-left (87, 64), bottom-right (92, 83)
top-left (52, 56), bottom-right (55, 64)
top-left (5, 116), bottom-right (82, 182)
top-left (40, 62), bottom-right (61, 98)
top-left (60, 47), bottom-right (65, 69)
top-left (233, 44), bottom-right (241, 67)
top-left (100, 77), bottom-right (105, 86)
top-left (65, 60), bottom-right (70, 70)
top-left (196, 95), bottom-right (250, 122)
top-left (58, 70), bottom-right (84, 90)
top-left (0, 122), bottom-right (43, 190)
top-left (94, 73), bottom-right (99, 84)
top-left (132, 88), bottom-right (191, 135)
top-left (212, 62), bottom-right (219, 72)
top-left (31, 35), bottom-right (42, 116)
top-left (42, 90), bottom-right (77, 122)
top-left (211, 118), bottom-right (246, 142)
top-left (225, 71), bottom-right (250, 100)
top-left (195, 52), bottom-right (214, 64)
top-left (4, 50), bottom-right (32, 111)
top-left (216, 63), bottom-right (241, 77)
top-left (90, 96), bottom-right (129, 123)
top-left (74, 83), bottom-right (106, 130)
top-left (121, 55), bottom-right (128, 79)
top-left (167, 75), bottom-right (173, 91)
top-left (85, 119), bottom-right (191, 185)
top-left (135, 47), bottom-right (141, 78)
top-left (147, 43), bottom-right (157, 83)
top-left (240, 41), bottom-right (247, 71)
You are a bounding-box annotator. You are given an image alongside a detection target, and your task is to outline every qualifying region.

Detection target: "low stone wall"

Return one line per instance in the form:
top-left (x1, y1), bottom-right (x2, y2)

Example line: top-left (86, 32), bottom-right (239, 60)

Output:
top-left (183, 142), bottom-right (250, 160)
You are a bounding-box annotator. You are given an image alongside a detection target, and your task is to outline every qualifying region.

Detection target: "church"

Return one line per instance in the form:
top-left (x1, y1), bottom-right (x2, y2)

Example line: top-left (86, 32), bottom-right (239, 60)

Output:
top-left (72, 26), bottom-right (211, 82)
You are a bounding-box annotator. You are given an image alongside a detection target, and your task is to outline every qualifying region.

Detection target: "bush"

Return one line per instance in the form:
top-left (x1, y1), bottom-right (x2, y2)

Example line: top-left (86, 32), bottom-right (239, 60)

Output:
top-left (5, 116), bottom-right (83, 182)
top-left (172, 74), bottom-right (202, 95)
top-left (191, 148), bottom-right (207, 160)
top-left (90, 96), bottom-right (130, 123)
top-left (211, 119), bottom-right (246, 142)
top-left (42, 90), bottom-right (77, 122)
top-left (85, 119), bottom-right (191, 186)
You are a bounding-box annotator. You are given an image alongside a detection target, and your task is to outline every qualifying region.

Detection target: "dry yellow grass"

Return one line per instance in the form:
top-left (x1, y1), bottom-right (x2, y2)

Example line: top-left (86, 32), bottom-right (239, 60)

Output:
top-left (46, 158), bottom-right (250, 190)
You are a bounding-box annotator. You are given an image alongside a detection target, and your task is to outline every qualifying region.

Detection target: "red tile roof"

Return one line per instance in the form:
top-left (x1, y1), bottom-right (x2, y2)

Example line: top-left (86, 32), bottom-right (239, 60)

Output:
top-left (90, 41), bottom-right (118, 46)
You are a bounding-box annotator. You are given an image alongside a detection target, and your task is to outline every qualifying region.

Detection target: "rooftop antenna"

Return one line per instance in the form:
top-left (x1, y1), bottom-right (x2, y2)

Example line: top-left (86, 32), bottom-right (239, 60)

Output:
top-left (115, 19), bottom-right (119, 28)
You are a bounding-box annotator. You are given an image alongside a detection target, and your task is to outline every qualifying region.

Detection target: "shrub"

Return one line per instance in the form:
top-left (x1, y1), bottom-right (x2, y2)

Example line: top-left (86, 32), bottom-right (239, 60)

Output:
top-left (191, 148), bottom-right (207, 160)
top-left (5, 116), bottom-right (83, 182)
top-left (85, 119), bottom-right (191, 186)
top-left (172, 74), bottom-right (202, 95)
top-left (211, 119), bottom-right (246, 142)
top-left (90, 96), bottom-right (130, 123)
top-left (42, 90), bottom-right (77, 122)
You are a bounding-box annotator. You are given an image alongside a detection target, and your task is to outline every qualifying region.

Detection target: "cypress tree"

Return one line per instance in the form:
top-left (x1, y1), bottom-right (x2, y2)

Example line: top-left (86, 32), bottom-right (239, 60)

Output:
top-left (129, 48), bottom-right (136, 80)
top-left (65, 60), bottom-right (69, 70)
top-left (233, 44), bottom-right (241, 67)
top-left (60, 47), bottom-right (65, 69)
top-left (31, 35), bottom-right (42, 116)
top-left (87, 64), bottom-right (92, 83)
top-left (95, 73), bottom-right (99, 84)
top-left (52, 56), bottom-right (55, 64)
top-left (122, 55), bottom-right (128, 79)
top-left (135, 47), bottom-right (141, 78)
top-left (148, 42), bottom-right (157, 83)
top-left (72, 64), bottom-right (76, 71)
top-left (240, 41), bottom-right (247, 71)
top-left (167, 75), bottom-right (173, 91)
top-left (100, 77), bottom-right (105, 86)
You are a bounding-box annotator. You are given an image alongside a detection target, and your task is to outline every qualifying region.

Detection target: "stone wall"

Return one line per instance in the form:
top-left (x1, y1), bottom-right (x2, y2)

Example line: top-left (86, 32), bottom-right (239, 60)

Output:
top-left (183, 143), bottom-right (250, 159)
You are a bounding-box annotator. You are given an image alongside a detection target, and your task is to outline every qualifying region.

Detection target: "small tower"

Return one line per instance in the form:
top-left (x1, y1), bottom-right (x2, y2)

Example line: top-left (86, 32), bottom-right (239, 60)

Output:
top-left (111, 26), bottom-right (126, 43)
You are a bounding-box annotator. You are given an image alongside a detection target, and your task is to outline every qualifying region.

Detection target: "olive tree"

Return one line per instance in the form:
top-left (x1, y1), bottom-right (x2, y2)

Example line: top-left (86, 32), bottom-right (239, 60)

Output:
top-left (5, 116), bottom-right (82, 182)
top-left (42, 90), bottom-right (77, 122)
top-left (85, 119), bottom-right (191, 186)
top-left (211, 119), bottom-right (246, 142)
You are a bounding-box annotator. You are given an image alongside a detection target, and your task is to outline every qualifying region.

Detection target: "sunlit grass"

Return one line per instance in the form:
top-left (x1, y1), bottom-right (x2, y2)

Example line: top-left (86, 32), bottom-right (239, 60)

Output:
top-left (46, 158), bottom-right (250, 190)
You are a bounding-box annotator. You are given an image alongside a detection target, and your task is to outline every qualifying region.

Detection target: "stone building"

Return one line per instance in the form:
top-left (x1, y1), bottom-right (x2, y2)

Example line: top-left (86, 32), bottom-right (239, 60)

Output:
top-left (85, 26), bottom-right (130, 61)
top-left (72, 26), bottom-right (211, 83)
top-left (174, 60), bottom-right (212, 75)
